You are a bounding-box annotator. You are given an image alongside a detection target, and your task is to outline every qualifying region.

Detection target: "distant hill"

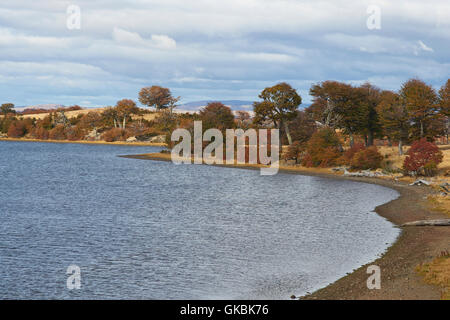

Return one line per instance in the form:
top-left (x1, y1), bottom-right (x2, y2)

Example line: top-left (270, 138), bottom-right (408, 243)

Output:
top-left (14, 104), bottom-right (65, 112)
top-left (178, 100), bottom-right (254, 112)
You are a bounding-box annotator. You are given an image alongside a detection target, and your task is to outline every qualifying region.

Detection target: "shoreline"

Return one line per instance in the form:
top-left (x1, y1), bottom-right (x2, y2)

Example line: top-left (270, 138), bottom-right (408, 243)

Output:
top-left (123, 152), bottom-right (450, 300)
top-left (0, 137), bottom-right (166, 147)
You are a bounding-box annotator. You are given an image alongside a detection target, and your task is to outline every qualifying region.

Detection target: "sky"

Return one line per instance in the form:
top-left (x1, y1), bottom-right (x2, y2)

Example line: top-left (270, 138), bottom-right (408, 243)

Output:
top-left (0, 0), bottom-right (449, 107)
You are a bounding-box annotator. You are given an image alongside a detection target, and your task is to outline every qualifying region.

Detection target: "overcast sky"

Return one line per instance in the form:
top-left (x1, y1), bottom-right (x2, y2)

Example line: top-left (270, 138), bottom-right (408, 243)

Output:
top-left (0, 0), bottom-right (449, 107)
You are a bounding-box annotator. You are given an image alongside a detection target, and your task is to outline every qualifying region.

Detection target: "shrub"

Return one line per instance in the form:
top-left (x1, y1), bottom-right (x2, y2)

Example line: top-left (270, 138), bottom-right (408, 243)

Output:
top-left (302, 128), bottom-right (342, 167)
top-left (403, 138), bottom-right (443, 176)
top-left (7, 121), bottom-right (27, 138)
top-left (31, 126), bottom-right (49, 140)
top-left (284, 141), bottom-right (304, 163)
top-left (49, 125), bottom-right (67, 140)
top-left (350, 146), bottom-right (383, 170)
top-left (338, 143), bottom-right (365, 165)
top-left (65, 126), bottom-right (85, 141)
top-left (102, 128), bottom-right (127, 142)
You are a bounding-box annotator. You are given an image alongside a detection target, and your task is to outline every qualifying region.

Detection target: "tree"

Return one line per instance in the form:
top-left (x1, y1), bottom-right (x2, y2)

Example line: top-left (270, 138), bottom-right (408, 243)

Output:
top-left (115, 99), bottom-right (139, 129)
top-left (253, 82), bottom-right (301, 145)
top-left (399, 79), bottom-right (439, 139)
top-left (235, 111), bottom-right (251, 129)
top-left (288, 110), bottom-right (317, 146)
top-left (377, 90), bottom-right (410, 155)
top-left (199, 102), bottom-right (235, 132)
top-left (79, 112), bottom-right (102, 134)
top-left (1, 103), bottom-right (15, 116)
top-left (307, 81), bottom-right (365, 147)
top-left (139, 86), bottom-right (178, 111)
top-left (355, 83), bottom-right (382, 146)
top-left (438, 79), bottom-right (450, 143)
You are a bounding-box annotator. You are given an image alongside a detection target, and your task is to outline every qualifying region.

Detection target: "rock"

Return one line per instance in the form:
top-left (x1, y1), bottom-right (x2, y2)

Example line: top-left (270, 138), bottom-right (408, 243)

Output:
top-left (401, 219), bottom-right (450, 227)
top-left (149, 135), bottom-right (166, 143)
top-left (343, 169), bottom-right (386, 177)
top-left (126, 136), bottom-right (137, 142)
top-left (85, 129), bottom-right (101, 141)
top-left (285, 159), bottom-right (296, 166)
top-left (409, 179), bottom-right (431, 186)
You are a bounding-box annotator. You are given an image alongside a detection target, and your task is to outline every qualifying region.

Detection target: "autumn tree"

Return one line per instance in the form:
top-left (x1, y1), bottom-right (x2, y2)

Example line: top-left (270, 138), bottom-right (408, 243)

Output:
top-left (139, 86), bottom-right (179, 112)
top-left (307, 81), bottom-right (365, 147)
top-left (79, 112), bottom-right (102, 134)
top-left (1, 103), bottom-right (15, 116)
top-left (438, 79), bottom-right (450, 143)
top-left (288, 111), bottom-right (317, 147)
top-left (399, 79), bottom-right (439, 139)
top-left (253, 82), bottom-right (301, 145)
top-left (377, 90), bottom-right (410, 155)
top-left (235, 111), bottom-right (251, 129)
top-left (355, 83), bottom-right (382, 146)
top-left (115, 99), bottom-right (139, 129)
top-left (199, 102), bottom-right (235, 132)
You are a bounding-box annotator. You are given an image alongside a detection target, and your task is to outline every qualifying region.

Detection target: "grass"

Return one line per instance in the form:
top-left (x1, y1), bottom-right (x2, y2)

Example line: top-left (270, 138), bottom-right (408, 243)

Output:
top-left (416, 251), bottom-right (450, 300)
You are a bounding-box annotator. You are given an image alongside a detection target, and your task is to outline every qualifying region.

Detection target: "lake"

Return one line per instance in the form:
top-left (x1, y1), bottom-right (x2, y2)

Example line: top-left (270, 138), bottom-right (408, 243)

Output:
top-left (0, 141), bottom-right (400, 299)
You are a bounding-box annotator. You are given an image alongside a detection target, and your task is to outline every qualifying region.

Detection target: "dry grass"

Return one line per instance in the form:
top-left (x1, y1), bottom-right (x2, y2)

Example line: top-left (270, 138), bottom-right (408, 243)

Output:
top-left (427, 195), bottom-right (450, 217)
top-left (416, 251), bottom-right (450, 300)
top-left (7, 108), bottom-right (159, 122)
top-left (378, 145), bottom-right (450, 176)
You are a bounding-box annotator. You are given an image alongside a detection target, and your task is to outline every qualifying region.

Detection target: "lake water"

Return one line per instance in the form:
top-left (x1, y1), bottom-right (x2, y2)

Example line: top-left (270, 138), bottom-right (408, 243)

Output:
top-left (0, 141), bottom-right (400, 299)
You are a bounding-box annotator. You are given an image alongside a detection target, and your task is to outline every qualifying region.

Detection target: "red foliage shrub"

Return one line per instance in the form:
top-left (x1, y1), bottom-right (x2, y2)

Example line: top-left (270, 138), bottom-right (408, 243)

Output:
top-left (65, 126), bottom-right (85, 141)
top-left (31, 126), bottom-right (49, 140)
top-left (49, 125), bottom-right (67, 140)
top-left (338, 143), bottom-right (365, 165)
top-left (403, 138), bottom-right (443, 176)
top-left (302, 128), bottom-right (342, 167)
top-left (350, 146), bottom-right (383, 170)
top-left (7, 121), bottom-right (27, 138)
top-left (284, 141), bottom-right (304, 163)
top-left (102, 128), bottom-right (127, 142)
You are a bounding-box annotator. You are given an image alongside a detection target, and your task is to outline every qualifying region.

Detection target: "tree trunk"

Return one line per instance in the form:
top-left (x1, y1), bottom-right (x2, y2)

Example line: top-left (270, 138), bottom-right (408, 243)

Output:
top-left (284, 121), bottom-right (292, 145)
top-left (123, 117), bottom-right (126, 130)
top-left (113, 119), bottom-right (117, 128)
top-left (364, 134), bottom-right (368, 147)
top-left (367, 131), bottom-right (374, 146)
top-left (398, 139), bottom-right (403, 156)
top-left (349, 133), bottom-right (354, 148)
top-left (387, 137), bottom-right (392, 147)
top-left (420, 120), bottom-right (424, 138)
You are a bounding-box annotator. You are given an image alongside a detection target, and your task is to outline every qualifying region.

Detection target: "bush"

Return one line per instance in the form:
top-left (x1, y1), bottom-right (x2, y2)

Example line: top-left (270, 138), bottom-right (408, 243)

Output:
top-left (302, 128), bottom-right (342, 167)
top-left (7, 121), bottom-right (27, 138)
top-left (49, 125), bottom-right (67, 140)
top-left (31, 126), bottom-right (49, 140)
top-left (338, 143), bottom-right (365, 166)
top-left (65, 126), bottom-right (85, 141)
top-left (403, 138), bottom-right (443, 176)
top-left (350, 146), bottom-right (383, 170)
top-left (102, 128), bottom-right (127, 142)
top-left (284, 141), bottom-right (304, 163)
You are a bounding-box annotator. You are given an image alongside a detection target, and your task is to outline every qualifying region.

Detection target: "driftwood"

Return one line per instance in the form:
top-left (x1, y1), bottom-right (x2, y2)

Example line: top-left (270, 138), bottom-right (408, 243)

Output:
top-left (409, 179), bottom-right (431, 186)
top-left (401, 219), bottom-right (450, 227)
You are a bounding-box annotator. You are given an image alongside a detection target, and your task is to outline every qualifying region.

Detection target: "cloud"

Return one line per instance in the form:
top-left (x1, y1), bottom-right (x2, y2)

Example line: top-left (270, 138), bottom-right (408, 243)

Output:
top-left (112, 27), bottom-right (176, 50)
top-left (0, 0), bottom-right (449, 106)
